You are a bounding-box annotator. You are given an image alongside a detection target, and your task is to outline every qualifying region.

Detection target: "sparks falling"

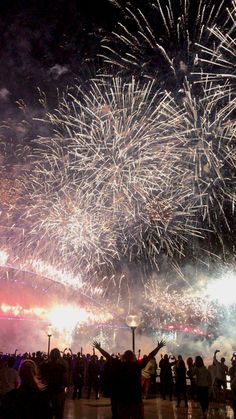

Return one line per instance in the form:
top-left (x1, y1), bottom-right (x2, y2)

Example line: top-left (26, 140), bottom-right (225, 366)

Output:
top-left (16, 77), bottom-right (203, 275)
top-left (101, 0), bottom-right (229, 90)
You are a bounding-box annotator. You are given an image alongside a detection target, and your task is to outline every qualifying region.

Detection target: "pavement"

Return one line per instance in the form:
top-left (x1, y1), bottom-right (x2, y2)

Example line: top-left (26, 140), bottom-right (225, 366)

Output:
top-left (64, 395), bottom-right (235, 418)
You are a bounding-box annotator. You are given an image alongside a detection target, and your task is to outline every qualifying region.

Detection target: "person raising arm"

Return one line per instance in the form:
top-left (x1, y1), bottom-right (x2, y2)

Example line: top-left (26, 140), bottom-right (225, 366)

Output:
top-left (92, 340), bottom-right (165, 419)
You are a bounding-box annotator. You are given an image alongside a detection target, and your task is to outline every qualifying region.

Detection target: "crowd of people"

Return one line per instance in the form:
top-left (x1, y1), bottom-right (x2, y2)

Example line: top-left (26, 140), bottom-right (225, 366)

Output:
top-left (0, 341), bottom-right (236, 419)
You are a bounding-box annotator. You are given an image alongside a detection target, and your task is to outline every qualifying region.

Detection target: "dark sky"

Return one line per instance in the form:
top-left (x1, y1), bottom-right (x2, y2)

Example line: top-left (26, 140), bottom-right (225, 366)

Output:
top-left (0, 0), bottom-right (232, 143)
top-left (0, 0), bottom-right (118, 119)
top-left (0, 0), bottom-right (230, 109)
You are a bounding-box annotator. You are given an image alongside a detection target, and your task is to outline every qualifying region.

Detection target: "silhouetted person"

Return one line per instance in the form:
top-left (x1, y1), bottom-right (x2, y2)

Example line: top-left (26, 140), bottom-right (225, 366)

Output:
top-left (213, 349), bottom-right (228, 402)
top-left (102, 355), bottom-right (120, 419)
top-left (93, 339), bottom-right (165, 419)
top-left (159, 354), bottom-right (175, 401)
top-left (98, 356), bottom-right (106, 395)
top-left (229, 356), bottom-right (236, 384)
top-left (0, 359), bottom-right (52, 419)
top-left (231, 371), bottom-right (236, 418)
top-left (72, 355), bottom-right (84, 400)
top-left (0, 356), bottom-right (19, 401)
top-left (208, 360), bottom-right (217, 401)
top-left (193, 355), bottom-right (211, 419)
top-left (186, 356), bottom-right (196, 400)
top-left (174, 355), bottom-right (188, 408)
top-left (87, 355), bottom-right (100, 399)
top-left (41, 348), bottom-right (68, 419)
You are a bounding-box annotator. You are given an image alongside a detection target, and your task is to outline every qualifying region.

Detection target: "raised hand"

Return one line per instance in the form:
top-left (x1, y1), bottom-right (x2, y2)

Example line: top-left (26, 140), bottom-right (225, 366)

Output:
top-left (157, 340), bottom-right (166, 349)
top-left (93, 340), bottom-right (101, 350)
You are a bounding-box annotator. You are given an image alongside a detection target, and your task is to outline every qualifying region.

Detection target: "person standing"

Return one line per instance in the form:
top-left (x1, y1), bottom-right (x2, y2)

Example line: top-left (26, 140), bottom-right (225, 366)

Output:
top-left (141, 356), bottom-right (157, 399)
top-left (0, 359), bottom-right (52, 419)
top-left (230, 371), bottom-right (236, 418)
top-left (93, 339), bottom-right (165, 419)
top-left (186, 357), bottom-right (196, 400)
top-left (159, 354), bottom-right (175, 401)
top-left (174, 355), bottom-right (188, 408)
top-left (213, 349), bottom-right (228, 402)
top-left (229, 356), bottom-right (236, 384)
top-left (193, 356), bottom-right (212, 419)
top-left (72, 354), bottom-right (84, 400)
top-left (101, 354), bottom-right (120, 419)
top-left (41, 348), bottom-right (68, 419)
top-left (0, 356), bottom-right (19, 403)
top-left (208, 361), bottom-right (217, 401)
top-left (87, 355), bottom-right (100, 400)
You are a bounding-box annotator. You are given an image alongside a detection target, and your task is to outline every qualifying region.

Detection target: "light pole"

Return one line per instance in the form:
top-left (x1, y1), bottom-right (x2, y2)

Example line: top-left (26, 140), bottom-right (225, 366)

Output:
top-left (46, 325), bottom-right (53, 357)
top-left (126, 314), bottom-right (141, 354)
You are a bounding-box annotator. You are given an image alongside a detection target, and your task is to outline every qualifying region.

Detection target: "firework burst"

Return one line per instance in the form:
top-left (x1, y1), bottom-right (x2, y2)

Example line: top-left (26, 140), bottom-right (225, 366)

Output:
top-left (100, 0), bottom-right (228, 91)
top-left (178, 79), bottom-right (236, 246)
top-left (16, 77), bottom-right (202, 276)
top-left (196, 0), bottom-right (236, 96)
top-left (143, 278), bottom-right (218, 329)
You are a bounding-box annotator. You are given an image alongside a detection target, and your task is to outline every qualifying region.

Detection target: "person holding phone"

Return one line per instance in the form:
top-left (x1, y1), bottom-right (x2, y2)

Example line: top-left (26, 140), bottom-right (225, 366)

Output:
top-left (193, 356), bottom-right (212, 419)
top-left (213, 349), bottom-right (228, 402)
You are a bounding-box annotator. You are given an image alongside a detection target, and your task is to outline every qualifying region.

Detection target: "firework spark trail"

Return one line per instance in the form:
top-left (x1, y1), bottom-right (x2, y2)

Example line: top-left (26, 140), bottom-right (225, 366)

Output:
top-left (25, 188), bottom-right (119, 269)
top-left (100, 0), bottom-right (228, 89)
top-left (1, 245), bottom-right (235, 337)
top-left (196, 0), bottom-right (236, 95)
top-left (0, 223), bottom-right (126, 307)
top-left (17, 77), bottom-right (201, 275)
top-left (143, 279), bottom-right (219, 328)
top-left (176, 79), bottom-right (236, 243)
top-left (0, 247), bottom-right (84, 291)
top-left (0, 244), bottom-right (125, 322)
top-left (1, 74), bottom-right (234, 298)
top-left (142, 264), bottom-right (236, 336)
top-left (7, 76), bottom-right (235, 283)
top-left (0, 225), bottom-right (235, 337)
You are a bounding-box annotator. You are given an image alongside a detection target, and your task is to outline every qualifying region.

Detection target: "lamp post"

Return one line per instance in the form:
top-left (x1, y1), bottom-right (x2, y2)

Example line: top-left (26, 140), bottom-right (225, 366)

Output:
top-left (46, 325), bottom-right (53, 357)
top-left (126, 314), bottom-right (141, 354)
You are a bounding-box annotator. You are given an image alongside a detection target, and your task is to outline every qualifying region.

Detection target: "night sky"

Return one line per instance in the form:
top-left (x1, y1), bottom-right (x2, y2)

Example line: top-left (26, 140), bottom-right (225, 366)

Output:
top-left (0, 0), bottom-right (231, 116)
top-left (0, 0), bottom-right (115, 110)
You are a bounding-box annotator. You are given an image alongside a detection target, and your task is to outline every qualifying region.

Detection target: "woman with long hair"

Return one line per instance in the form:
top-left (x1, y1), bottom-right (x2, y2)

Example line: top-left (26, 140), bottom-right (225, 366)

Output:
top-left (193, 356), bottom-right (212, 419)
top-left (0, 359), bottom-right (52, 419)
top-left (174, 355), bottom-right (188, 408)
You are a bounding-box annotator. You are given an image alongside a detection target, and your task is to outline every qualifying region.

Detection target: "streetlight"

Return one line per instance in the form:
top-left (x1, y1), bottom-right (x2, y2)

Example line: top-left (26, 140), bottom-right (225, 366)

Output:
top-left (46, 324), bottom-right (53, 357)
top-left (126, 313), bottom-right (141, 354)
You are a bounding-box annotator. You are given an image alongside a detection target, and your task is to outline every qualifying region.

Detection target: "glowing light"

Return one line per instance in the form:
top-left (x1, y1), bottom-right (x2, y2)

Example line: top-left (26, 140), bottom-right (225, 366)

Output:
top-left (0, 250), bottom-right (8, 265)
top-left (47, 305), bottom-right (82, 333)
top-left (206, 271), bottom-right (236, 306)
top-left (179, 79), bottom-right (236, 233)
top-left (0, 303), bottom-right (45, 318)
top-left (47, 304), bottom-right (112, 331)
top-left (0, 302), bottom-right (113, 331)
